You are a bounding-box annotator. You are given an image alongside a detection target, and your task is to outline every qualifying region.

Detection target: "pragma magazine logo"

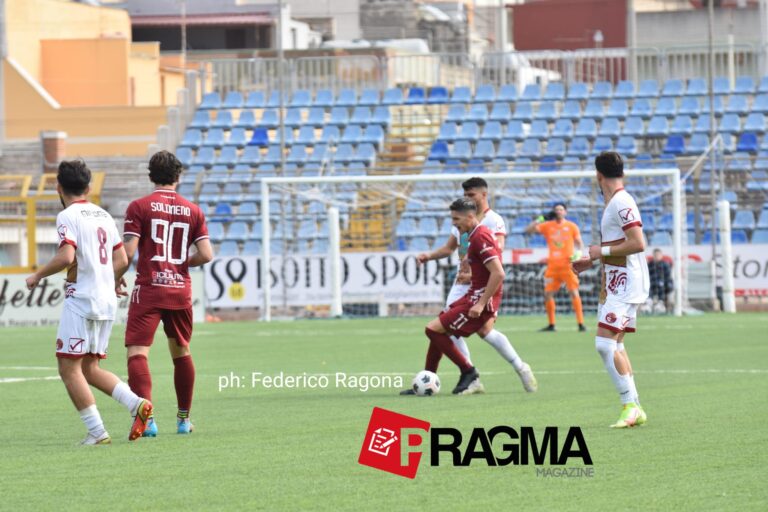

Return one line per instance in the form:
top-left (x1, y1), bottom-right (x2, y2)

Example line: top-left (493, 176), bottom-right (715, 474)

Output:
top-left (358, 407), bottom-right (592, 479)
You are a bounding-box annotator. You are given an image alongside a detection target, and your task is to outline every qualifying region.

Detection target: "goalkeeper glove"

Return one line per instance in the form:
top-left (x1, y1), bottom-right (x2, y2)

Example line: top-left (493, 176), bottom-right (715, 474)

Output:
top-left (536, 215), bottom-right (545, 223)
top-left (570, 250), bottom-right (583, 262)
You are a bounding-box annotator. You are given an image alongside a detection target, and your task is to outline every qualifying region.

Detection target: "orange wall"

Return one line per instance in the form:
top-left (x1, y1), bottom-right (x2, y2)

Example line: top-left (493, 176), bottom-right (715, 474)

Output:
top-left (41, 38), bottom-right (130, 107)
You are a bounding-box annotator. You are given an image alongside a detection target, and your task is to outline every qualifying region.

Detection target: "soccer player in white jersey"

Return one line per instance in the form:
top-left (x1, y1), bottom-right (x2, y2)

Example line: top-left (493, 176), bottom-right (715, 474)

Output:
top-left (25, 160), bottom-right (153, 444)
top-left (572, 152), bottom-right (650, 428)
top-left (411, 177), bottom-right (537, 393)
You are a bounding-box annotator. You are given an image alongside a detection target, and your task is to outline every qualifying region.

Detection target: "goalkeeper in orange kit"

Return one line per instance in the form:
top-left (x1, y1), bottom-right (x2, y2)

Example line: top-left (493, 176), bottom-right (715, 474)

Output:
top-left (525, 203), bottom-right (587, 332)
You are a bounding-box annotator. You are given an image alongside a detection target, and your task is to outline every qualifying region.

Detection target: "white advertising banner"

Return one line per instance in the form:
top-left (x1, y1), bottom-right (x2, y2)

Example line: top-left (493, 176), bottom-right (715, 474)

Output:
top-left (205, 252), bottom-right (447, 308)
top-left (0, 271), bottom-right (206, 327)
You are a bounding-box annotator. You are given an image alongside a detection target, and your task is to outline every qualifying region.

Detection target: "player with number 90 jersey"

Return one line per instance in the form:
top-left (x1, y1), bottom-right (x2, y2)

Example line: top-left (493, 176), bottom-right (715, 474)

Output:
top-left (123, 189), bottom-right (208, 309)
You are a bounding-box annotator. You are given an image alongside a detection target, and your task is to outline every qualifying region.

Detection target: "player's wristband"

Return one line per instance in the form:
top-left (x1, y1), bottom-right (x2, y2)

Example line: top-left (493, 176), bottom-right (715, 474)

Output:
top-left (601, 246), bottom-right (611, 257)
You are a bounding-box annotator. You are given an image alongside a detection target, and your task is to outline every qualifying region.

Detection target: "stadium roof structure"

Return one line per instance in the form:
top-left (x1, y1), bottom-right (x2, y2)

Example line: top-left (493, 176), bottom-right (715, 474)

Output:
top-left (118, 0), bottom-right (278, 18)
top-left (132, 13), bottom-right (273, 27)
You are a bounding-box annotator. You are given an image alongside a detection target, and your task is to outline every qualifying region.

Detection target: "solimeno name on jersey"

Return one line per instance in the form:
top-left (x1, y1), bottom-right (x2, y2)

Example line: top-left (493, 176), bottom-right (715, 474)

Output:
top-left (150, 202), bottom-right (192, 216)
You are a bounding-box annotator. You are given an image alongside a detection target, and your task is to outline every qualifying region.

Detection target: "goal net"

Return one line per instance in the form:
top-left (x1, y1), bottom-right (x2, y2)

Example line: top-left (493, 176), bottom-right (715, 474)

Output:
top-left (233, 167), bottom-right (685, 321)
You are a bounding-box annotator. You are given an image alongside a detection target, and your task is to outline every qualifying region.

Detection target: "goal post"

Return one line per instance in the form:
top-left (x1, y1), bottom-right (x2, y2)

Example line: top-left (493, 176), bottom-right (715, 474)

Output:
top-left (259, 168), bottom-right (684, 321)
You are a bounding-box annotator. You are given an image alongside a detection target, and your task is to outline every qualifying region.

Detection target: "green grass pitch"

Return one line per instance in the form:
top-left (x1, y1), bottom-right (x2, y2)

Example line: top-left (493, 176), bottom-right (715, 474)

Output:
top-left (1, 313), bottom-right (766, 511)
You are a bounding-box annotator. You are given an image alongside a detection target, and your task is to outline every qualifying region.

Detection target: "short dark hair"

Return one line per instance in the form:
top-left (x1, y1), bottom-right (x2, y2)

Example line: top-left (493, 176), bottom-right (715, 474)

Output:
top-left (461, 177), bottom-right (488, 191)
top-left (450, 197), bottom-right (477, 213)
top-left (594, 151), bottom-right (624, 178)
top-left (57, 159), bottom-right (91, 196)
top-left (553, 202), bottom-right (567, 210)
top-left (148, 150), bottom-right (183, 186)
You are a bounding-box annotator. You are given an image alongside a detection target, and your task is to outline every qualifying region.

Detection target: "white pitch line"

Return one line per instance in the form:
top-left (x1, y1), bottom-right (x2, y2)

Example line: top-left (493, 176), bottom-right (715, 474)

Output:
top-left (0, 376), bottom-right (60, 384)
top-left (0, 366), bottom-right (57, 371)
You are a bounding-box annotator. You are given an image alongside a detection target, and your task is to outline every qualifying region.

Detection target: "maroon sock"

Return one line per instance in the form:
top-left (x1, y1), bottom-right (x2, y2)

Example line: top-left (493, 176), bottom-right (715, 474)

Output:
top-left (425, 340), bottom-right (443, 373)
top-left (127, 354), bottom-right (152, 402)
top-left (425, 328), bottom-right (472, 372)
top-left (173, 355), bottom-right (195, 415)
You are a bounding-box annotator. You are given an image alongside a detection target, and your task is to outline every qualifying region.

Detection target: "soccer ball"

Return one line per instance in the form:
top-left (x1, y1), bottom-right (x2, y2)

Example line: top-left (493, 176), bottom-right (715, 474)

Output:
top-left (412, 370), bottom-right (440, 396)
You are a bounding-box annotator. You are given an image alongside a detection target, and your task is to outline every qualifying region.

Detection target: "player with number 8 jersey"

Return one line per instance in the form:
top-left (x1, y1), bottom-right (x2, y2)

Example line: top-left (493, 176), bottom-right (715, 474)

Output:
top-left (120, 150), bottom-right (213, 436)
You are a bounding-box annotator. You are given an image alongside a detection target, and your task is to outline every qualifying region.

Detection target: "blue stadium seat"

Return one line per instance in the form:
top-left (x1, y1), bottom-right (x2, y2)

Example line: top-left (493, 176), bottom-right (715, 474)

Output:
top-left (333, 143), bottom-right (355, 166)
top-left (756, 151), bottom-right (768, 170)
top-left (575, 118), bottom-right (598, 140)
top-left (520, 83), bottom-right (541, 102)
top-left (215, 146), bottom-right (238, 167)
top-left (732, 209), bottom-right (756, 231)
top-left (759, 76), bottom-right (768, 94)
top-left (307, 144), bottom-right (330, 166)
top-left (630, 98), bottom-right (653, 119)
top-left (427, 141), bottom-right (450, 162)
top-left (272, 126), bottom-right (293, 146)
top-left (634, 153), bottom-right (653, 169)
top-left (552, 119), bottom-right (574, 140)
top-left (561, 100), bottom-right (581, 121)
top-left (225, 221), bottom-right (249, 243)
top-left (437, 122), bottom-right (459, 142)
top-left (713, 77), bottom-right (730, 96)
top-left (474, 84), bottom-right (496, 103)
top-left (358, 88), bottom-right (380, 107)
top-left (179, 129), bottom-right (203, 148)
top-left (726, 152), bottom-right (751, 172)
top-left (512, 157), bottom-right (533, 172)
top-left (451, 140), bottom-right (473, 161)
top-left (545, 138), bottom-right (566, 159)
top-left (497, 84), bottom-right (518, 102)
top-left (519, 138), bottom-right (541, 159)
top-left (529, 120), bottom-right (549, 139)
top-left (290, 90), bottom-right (312, 108)
top-left (207, 222), bottom-right (225, 243)
top-left (341, 124), bottom-right (364, 145)
top-left (218, 240), bottom-right (239, 257)
top-left (678, 96), bottom-right (701, 117)
top-left (534, 101), bottom-right (557, 122)
top-left (686, 78), bottom-right (706, 96)
top-left (661, 79), bottom-right (685, 97)
top-left (244, 91), bottom-right (265, 109)
top-left (457, 122), bottom-right (480, 142)
top-left (593, 136), bottom-right (613, 154)
top-left (362, 125), bottom-right (385, 148)
top-left (663, 135), bottom-right (685, 155)
top-left (427, 86), bottom-right (448, 104)
top-left (287, 144), bottom-right (308, 165)
top-left (701, 231), bottom-right (721, 244)
top-left (211, 111), bottom-right (233, 130)
top-left (210, 202), bottom-right (234, 222)
top-left (512, 102), bottom-right (533, 122)
top-left (607, 99), bottom-right (628, 119)
top-left (285, 108), bottom-right (304, 127)
top-left (450, 86), bottom-right (472, 104)
top-left (529, 234), bottom-right (547, 248)
top-left (406, 87), bottom-right (426, 104)
top-left (725, 95), bottom-right (749, 116)
top-left (473, 140), bottom-right (496, 161)
top-left (583, 100), bottom-right (604, 119)
top-left (744, 113), bottom-right (766, 134)
top-left (670, 115), bottom-right (693, 136)
top-left (295, 125), bottom-right (316, 146)
top-left (567, 82), bottom-right (589, 100)
top-left (616, 136), bottom-right (637, 157)
top-left (567, 137), bottom-right (590, 158)
top-left (234, 110), bottom-right (256, 129)
top-left (693, 114), bottom-right (711, 134)
top-left (336, 88), bottom-right (357, 107)
top-left (261, 145), bottom-right (284, 165)
top-left (755, 94), bottom-right (768, 114)
top-left (480, 121), bottom-right (503, 142)
top-left (637, 79), bottom-right (659, 98)
top-left (719, 113), bottom-right (741, 134)
top-left (193, 147), bottom-right (216, 168)
top-left (613, 80), bottom-right (635, 99)
top-left (496, 139), bottom-right (517, 160)
top-left (222, 91), bottom-right (244, 109)
top-left (329, 107), bottom-right (349, 126)
top-left (701, 95), bottom-right (725, 117)
top-left (381, 87), bottom-right (403, 106)
top-left (320, 125), bottom-right (340, 145)
top-left (543, 82), bottom-right (565, 101)
top-left (591, 80), bottom-right (613, 99)
top-left (199, 92), bottom-right (221, 110)
top-left (258, 109), bottom-right (278, 129)
top-left (305, 107), bottom-right (325, 127)
top-left (598, 118), bottom-right (621, 139)
top-left (736, 132), bottom-right (758, 153)
top-left (489, 102), bottom-right (511, 123)
top-left (372, 106), bottom-right (391, 127)
top-left (539, 156), bottom-right (558, 171)
top-left (266, 91), bottom-right (282, 108)
top-left (734, 75), bottom-right (755, 95)
top-left (687, 133), bottom-right (709, 154)
top-left (446, 104), bottom-right (467, 123)
top-left (506, 120), bottom-right (525, 141)
top-left (758, 209), bottom-right (768, 229)
top-left (466, 104), bottom-right (489, 124)
top-left (655, 97), bottom-right (677, 118)
top-left (646, 116), bottom-right (670, 137)
top-left (206, 167), bottom-right (229, 185)
top-left (219, 183), bottom-right (244, 203)
top-left (189, 111), bottom-right (211, 131)
top-left (239, 145), bottom-right (262, 167)
top-left (313, 89), bottom-right (334, 108)
top-left (731, 230), bottom-right (748, 244)
top-left (651, 231), bottom-right (672, 246)
top-left (351, 106), bottom-right (372, 125)
top-left (622, 117), bottom-right (644, 137)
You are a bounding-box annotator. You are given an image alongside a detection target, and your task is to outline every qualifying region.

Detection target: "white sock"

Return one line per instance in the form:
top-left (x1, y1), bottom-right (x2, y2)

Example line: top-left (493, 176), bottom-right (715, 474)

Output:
top-left (111, 381), bottom-right (143, 416)
top-left (595, 337), bottom-right (634, 404)
top-left (450, 336), bottom-right (472, 366)
top-left (616, 342), bottom-right (640, 404)
top-left (79, 404), bottom-right (107, 438)
top-left (482, 329), bottom-right (524, 371)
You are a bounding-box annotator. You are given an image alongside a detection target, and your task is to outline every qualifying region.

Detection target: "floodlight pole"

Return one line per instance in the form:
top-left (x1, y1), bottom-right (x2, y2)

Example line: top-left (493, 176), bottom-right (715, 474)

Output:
top-left (277, 0), bottom-right (286, 175)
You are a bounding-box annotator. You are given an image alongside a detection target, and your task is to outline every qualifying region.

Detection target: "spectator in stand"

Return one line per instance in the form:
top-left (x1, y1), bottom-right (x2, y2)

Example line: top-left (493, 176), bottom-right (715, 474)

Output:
top-left (647, 248), bottom-right (673, 313)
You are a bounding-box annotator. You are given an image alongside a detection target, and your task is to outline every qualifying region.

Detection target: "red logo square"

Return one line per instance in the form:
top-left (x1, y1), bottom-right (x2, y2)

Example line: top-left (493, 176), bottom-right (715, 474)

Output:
top-left (358, 407), bottom-right (430, 479)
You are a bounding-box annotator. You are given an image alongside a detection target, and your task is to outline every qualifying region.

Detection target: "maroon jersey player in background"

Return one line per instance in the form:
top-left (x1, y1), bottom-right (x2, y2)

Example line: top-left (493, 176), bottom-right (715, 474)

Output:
top-left (117, 150), bottom-right (213, 436)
